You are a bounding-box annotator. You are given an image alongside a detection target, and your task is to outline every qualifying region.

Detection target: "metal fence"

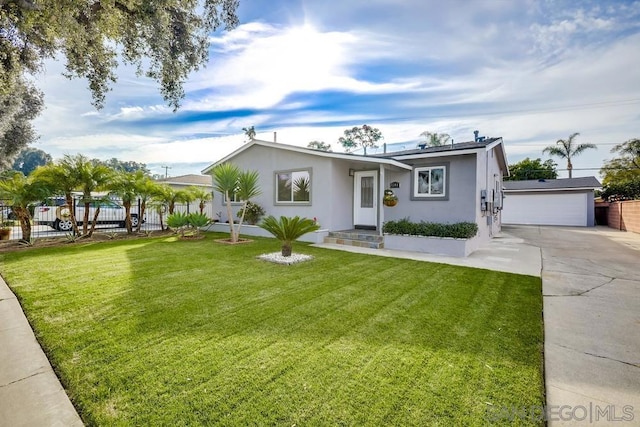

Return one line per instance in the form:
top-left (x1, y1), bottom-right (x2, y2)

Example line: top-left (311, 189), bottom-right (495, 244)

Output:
top-left (0, 198), bottom-right (215, 241)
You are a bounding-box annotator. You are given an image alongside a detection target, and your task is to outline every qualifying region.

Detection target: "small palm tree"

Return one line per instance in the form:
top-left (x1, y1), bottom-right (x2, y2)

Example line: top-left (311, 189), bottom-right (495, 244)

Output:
top-left (0, 172), bottom-right (48, 242)
top-left (543, 132), bottom-right (597, 178)
top-left (259, 216), bottom-right (320, 257)
top-left (243, 126), bottom-right (256, 142)
top-left (108, 170), bottom-right (144, 234)
top-left (33, 158), bottom-right (83, 235)
top-left (70, 155), bottom-right (113, 235)
top-left (187, 186), bottom-right (213, 215)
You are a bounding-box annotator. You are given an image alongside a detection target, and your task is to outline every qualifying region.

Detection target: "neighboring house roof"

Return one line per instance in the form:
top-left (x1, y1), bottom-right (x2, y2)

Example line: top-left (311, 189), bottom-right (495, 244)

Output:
top-left (201, 139), bottom-right (413, 174)
top-left (503, 177), bottom-right (601, 192)
top-left (157, 174), bottom-right (212, 187)
top-left (201, 138), bottom-right (508, 174)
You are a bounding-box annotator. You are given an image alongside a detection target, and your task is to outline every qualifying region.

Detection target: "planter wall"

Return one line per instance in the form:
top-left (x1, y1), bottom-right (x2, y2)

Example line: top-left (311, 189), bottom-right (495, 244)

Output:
top-left (205, 223), bottom-right (329, 244)
top-left (384, 234), bottom-right (482, 257)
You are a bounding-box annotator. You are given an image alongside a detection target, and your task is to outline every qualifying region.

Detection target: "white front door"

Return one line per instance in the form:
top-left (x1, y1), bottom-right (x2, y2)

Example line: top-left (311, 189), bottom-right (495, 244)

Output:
top-left (353, 171), bottom-right (378, 228)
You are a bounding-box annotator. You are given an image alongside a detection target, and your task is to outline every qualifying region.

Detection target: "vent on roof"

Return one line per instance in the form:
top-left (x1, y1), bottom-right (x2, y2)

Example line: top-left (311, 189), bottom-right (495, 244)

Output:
top-left (417, 143), bottom-right (427, 150)
top-left (538, 179), bottom-right (546, 182)
top-left (473, 130), bottom-right (485, 143)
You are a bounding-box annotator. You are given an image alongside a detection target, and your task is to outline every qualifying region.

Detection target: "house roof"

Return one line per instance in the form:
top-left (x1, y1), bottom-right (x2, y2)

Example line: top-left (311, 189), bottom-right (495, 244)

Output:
top-left (374, 137), bottom-right (503, 157)
top-left (157, 174), bottom-right (212, 187)
top-left (201, 139), bottom-right (413, 174)
top-left (380, 137), bottom-right (509, 176)
top-left (503, 177), bottom-right (602, 192)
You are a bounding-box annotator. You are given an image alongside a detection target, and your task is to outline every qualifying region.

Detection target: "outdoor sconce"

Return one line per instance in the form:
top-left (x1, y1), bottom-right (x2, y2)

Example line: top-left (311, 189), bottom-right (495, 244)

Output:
top-left (348, 168), bottom-right (355, 177)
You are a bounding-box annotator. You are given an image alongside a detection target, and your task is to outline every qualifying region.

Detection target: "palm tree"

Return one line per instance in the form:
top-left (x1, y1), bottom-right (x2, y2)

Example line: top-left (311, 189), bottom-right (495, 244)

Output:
top-left (33, 158), bottom-right (82, 234)
top-left (0, 172), bottom-right (48, 242)
top-left (212, 163), bottom-right (241, 241)
top-left (108, 170), bottom-right (143, 234)
top-left (543, 133), bottom-right (597, 178)
top-left (211, 163), bottom-right (261, 242)
top-left (259, 216), bottom-right (320, 257)
top-left (187, 186), bottom-right (213, 215)
top-left (243, 126), bottom-right (256, 142)
top-left (149, 184), bottom-right (173, 231)
top-left (69, 155), bottom-right (113, 235)
top-left (235, 169), bottom-right (261, 237)
top-left (135, 177), bottom-right (163, 232)
top-left (419, 131), bottom-right (451, 147)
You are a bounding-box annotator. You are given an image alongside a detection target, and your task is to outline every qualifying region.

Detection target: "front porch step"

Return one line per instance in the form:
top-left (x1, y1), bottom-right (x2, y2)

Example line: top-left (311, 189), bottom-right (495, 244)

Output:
top-left (324, 231), bottom-right (384, 249)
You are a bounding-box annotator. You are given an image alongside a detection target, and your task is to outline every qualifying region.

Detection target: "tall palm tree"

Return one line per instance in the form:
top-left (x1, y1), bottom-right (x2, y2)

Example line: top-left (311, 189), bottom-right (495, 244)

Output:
top-left (543, 132), bottom-right (597, 178)
top-left (259, 216), bottom-right (320, 257)
top-left (0, 172), bottom-right (48, 241)
top-left (419, 131), bottom-right (451, 147)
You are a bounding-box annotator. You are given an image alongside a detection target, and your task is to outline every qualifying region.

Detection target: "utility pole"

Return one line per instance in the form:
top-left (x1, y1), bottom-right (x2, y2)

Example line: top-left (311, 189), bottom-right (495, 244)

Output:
top-left (161, 165), bottom-right (171, 178)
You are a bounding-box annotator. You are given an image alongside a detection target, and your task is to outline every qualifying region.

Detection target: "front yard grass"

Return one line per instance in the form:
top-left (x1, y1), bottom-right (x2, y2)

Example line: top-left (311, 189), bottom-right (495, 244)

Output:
top-left (0, 233), bottom-right (543, 425)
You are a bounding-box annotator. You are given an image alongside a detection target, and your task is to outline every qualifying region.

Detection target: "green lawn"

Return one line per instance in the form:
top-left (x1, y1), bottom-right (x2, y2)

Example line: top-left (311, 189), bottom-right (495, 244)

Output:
top-left (0, 233), bottom-right (544, 426)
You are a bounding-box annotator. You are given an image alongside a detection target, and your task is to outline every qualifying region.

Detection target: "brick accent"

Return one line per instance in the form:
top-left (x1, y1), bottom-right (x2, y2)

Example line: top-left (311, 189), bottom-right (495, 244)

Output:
top-left (607, 200), bottom-right (640, 233)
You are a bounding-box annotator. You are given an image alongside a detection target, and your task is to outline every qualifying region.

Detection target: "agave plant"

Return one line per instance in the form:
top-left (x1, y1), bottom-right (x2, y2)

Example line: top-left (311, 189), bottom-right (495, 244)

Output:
top-left (259, 215), bottom-right (320, 257)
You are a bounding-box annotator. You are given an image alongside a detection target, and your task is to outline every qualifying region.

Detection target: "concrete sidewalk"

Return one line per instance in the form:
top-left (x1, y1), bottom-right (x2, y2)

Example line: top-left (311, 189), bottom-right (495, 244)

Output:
top-left (0, 275), bottom-right (83, 426)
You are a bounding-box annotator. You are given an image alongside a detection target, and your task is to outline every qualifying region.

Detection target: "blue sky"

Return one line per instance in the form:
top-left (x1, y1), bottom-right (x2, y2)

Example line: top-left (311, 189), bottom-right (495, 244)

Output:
top-left (32, 0), bottom-right (640, 178)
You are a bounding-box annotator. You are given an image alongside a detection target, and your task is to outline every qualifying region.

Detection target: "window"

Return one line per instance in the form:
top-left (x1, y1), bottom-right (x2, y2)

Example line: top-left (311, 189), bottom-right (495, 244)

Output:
top-left (275, 169), bottom-right (311, 204)
top-left (222, 191), bottom-right (242, 203)
top-left (413, 165), bottom-right (446, 198)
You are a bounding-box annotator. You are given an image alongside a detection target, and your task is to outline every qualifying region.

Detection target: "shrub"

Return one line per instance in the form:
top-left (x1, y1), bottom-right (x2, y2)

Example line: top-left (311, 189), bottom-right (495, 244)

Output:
top-left (259, 215), bottom-right (320, 257)
top-left (238, 201), bottom-right (265, 225)
top-left (383, 218), bottom-right (478, 239)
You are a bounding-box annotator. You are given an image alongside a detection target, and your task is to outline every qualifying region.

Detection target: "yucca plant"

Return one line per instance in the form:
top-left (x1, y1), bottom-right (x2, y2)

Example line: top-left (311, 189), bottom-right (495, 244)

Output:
top-left (167, 211), bottom-right (189, 236)
top-left (259, 215), bottom-right (320, 257)
top-left (186, 212), bottom-right (210, 237)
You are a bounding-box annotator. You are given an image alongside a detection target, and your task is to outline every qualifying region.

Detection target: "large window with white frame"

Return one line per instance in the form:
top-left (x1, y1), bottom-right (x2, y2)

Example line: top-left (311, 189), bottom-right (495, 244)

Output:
top-left (275, 169), bottom-right (311, 204)
top-left (413, 165), bottom-right (446, 198)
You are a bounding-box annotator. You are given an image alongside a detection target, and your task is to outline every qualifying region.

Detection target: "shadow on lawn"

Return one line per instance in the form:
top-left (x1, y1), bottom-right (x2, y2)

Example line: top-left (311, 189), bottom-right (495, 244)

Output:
top-left (118, 233), bottom-right (543, 367)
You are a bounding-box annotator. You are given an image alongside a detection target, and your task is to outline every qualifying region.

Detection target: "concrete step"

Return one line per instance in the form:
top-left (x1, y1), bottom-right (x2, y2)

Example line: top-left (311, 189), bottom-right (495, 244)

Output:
top-left (324, 233), bottom-right (384, 249)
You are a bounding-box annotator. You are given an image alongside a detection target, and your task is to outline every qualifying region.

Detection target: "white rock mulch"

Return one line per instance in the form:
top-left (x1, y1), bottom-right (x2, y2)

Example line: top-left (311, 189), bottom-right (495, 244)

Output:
top-left (257, 252), bottom-right (314, 265)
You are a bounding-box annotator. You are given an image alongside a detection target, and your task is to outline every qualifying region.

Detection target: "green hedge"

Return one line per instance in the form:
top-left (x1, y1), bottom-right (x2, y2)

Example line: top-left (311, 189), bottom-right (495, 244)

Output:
top-left (383, 218), bottom-right (478, 239)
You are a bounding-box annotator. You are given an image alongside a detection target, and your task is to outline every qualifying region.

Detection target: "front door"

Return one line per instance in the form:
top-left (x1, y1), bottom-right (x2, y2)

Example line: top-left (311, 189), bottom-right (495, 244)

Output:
top-left (353, 171), bottom-right (378, 229)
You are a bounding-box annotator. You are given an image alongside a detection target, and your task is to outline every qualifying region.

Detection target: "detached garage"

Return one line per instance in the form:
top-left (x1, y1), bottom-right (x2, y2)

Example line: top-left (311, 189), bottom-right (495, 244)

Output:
top-left (502, 177), bottom-right (601, 227)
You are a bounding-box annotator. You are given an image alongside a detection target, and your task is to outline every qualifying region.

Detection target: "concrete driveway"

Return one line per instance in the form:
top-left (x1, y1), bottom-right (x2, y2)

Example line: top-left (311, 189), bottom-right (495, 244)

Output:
top-left (506, 225), bottom-right (640, 426)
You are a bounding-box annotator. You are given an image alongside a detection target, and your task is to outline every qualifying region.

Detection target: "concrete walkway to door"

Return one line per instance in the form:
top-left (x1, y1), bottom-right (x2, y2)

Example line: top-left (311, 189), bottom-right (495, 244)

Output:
top-left (506, 225), bottom-right (640, 426)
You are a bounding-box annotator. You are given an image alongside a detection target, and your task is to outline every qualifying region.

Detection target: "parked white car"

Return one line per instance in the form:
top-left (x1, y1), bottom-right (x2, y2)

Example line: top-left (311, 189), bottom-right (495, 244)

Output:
top-left (33, 197), bottom-right (140, 231)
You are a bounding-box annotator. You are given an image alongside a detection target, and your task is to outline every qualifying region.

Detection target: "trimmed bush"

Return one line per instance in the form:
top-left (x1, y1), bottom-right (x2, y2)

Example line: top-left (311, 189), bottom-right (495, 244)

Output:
top-left (383, 218), bottom-right (478, 239)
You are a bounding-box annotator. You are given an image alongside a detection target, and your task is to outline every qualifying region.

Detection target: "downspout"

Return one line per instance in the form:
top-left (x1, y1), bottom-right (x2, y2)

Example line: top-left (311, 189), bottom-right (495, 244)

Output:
top-left (486, 148), bottom-right (491, 237)
top-left (379, 164), bottom-right (385, 236)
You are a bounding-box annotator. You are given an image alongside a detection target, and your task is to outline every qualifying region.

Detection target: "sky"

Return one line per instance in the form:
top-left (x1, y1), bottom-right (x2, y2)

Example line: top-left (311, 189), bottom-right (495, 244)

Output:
top-left (31, 0), bottom-right (640, 179)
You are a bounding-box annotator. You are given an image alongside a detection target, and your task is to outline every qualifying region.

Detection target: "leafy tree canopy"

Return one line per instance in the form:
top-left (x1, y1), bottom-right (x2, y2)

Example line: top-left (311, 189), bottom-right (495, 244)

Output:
top-left (0, 77), bottom-right (44, 170)
top-left (307, 141), bottom-right (331, 151)
top-left (600, 138), bottom-right (640, 200)
top-left (93, 157), bottom-right (150, 175)
top-left (0, 0), bottom-right (239, 109)
top-left (506, 157), bottom-right (558, 181)
top-left (419, 131), bottom-right (450, 147)
top-left (338, 125), bottom-right (383, 153)
top-left (11, 147), bottom-right (52, 175)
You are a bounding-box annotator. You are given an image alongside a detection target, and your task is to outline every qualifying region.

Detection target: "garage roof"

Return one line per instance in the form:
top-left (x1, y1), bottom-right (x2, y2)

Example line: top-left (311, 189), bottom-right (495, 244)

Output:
top-left (504, 177), bottom-right (601, 192)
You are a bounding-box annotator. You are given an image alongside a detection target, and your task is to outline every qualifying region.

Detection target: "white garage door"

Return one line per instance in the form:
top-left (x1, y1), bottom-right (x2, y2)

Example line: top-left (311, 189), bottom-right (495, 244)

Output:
top-left (502, 192), bottom-right (588, 226)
